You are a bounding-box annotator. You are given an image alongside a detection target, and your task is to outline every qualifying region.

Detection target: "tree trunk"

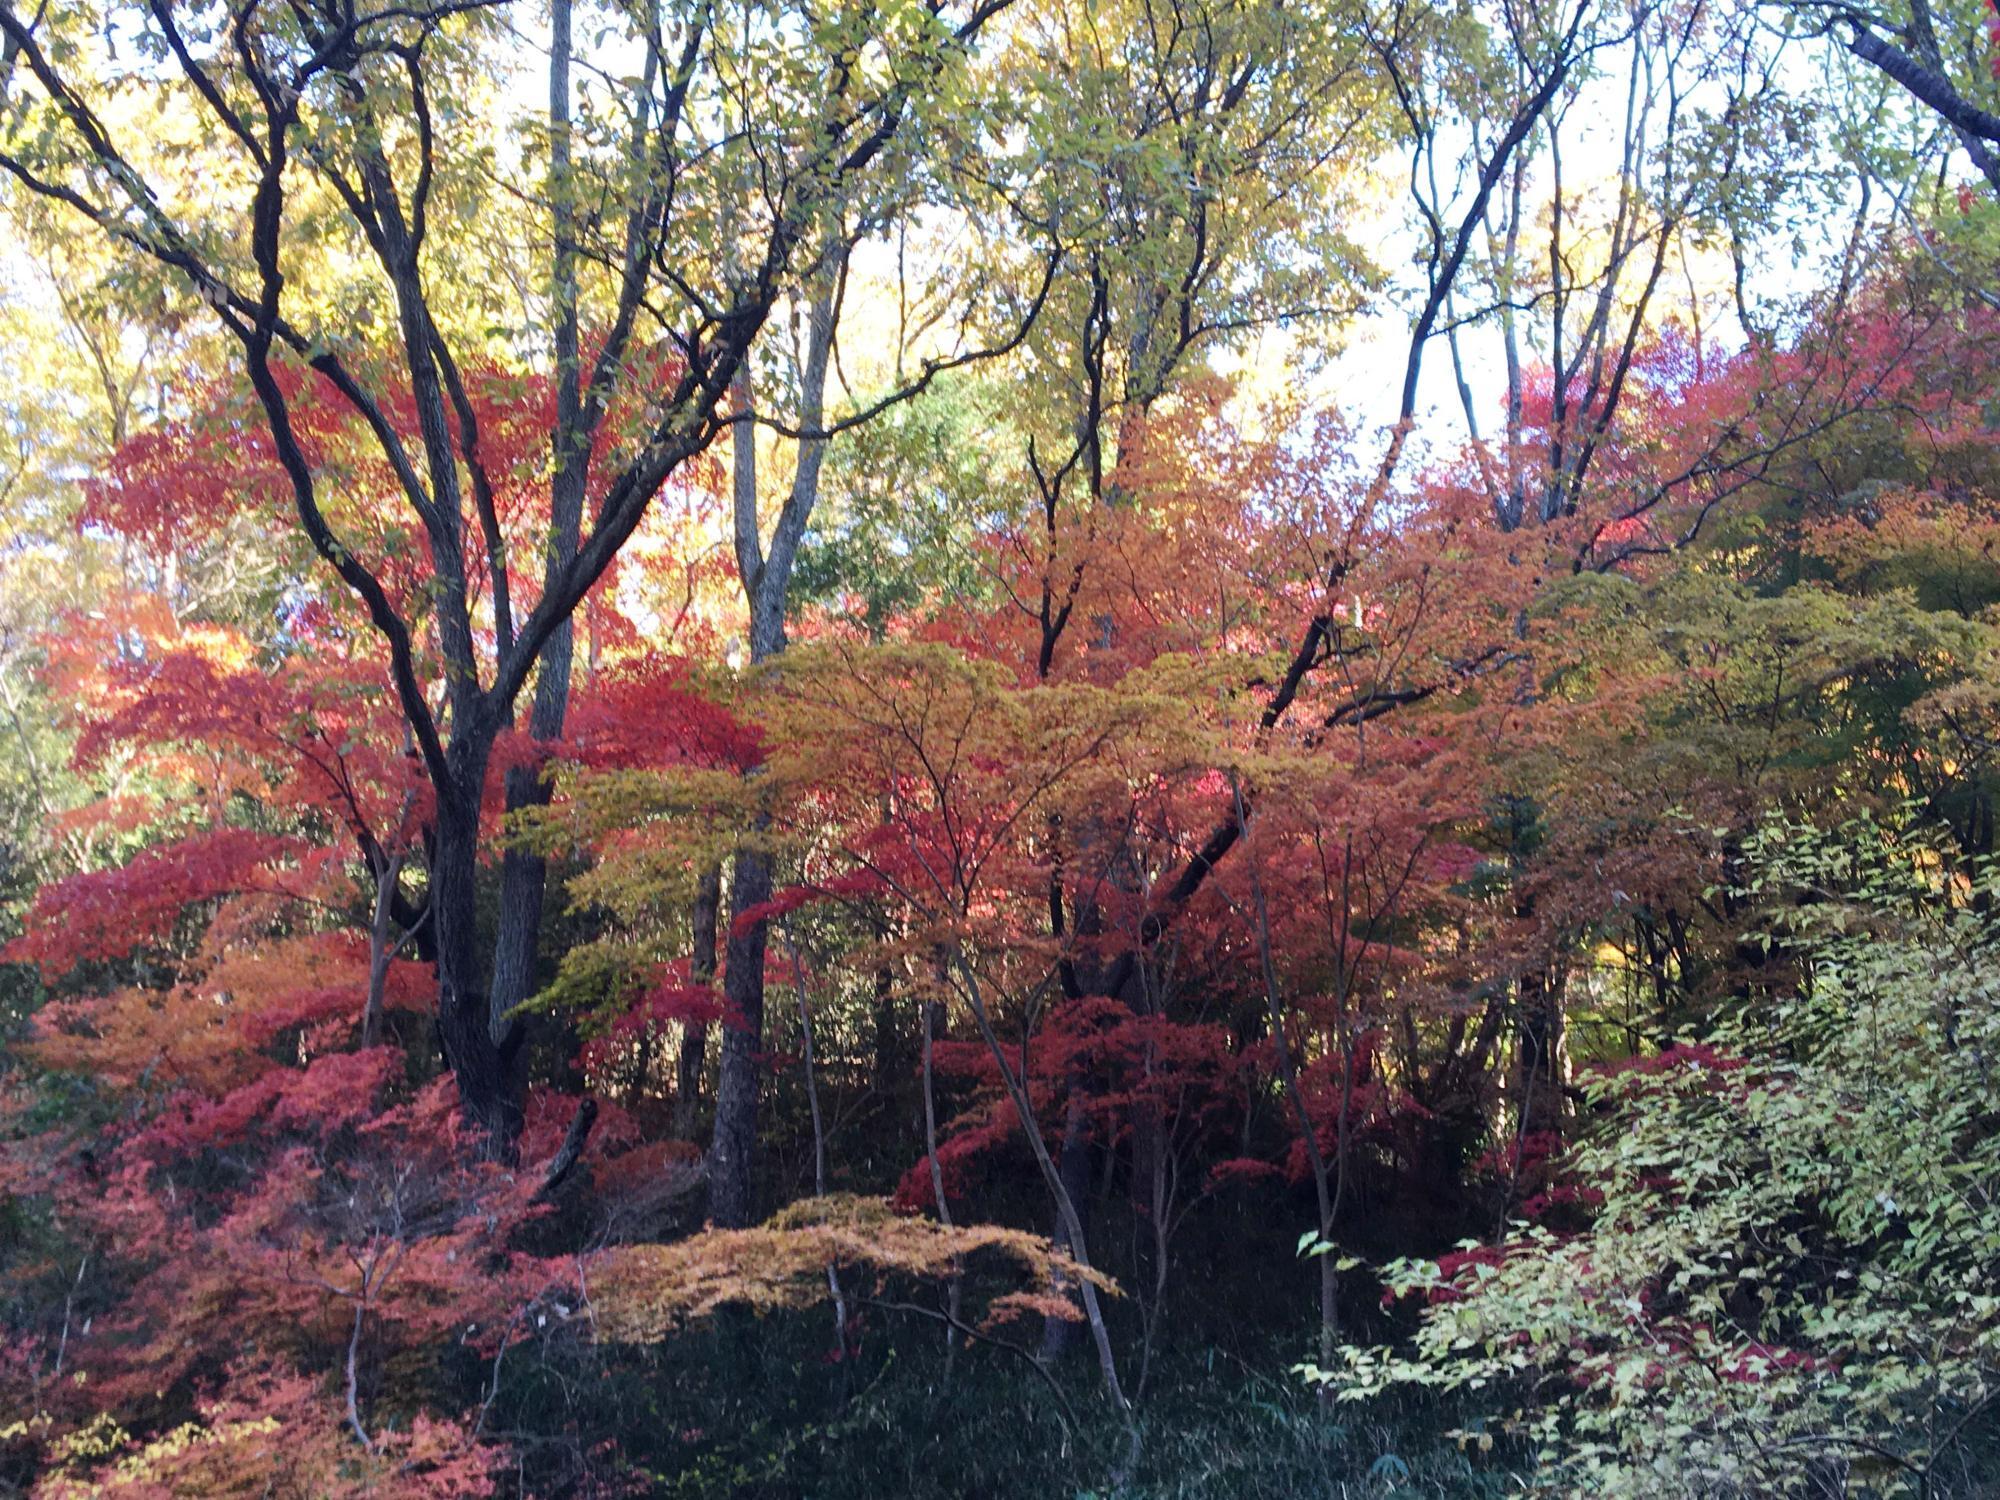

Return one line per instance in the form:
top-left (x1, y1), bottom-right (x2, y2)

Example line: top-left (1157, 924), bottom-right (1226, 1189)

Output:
top-left (708, 843), bottom-right (771, 1227)
top-left (361, 848), bottom-right (407, 1049)
top-left (870, 959), bottom-right (899, 1100)
top-left (430, 751), bottom-right (520, 1151)
top-left (487, 0), bottom-right (587, 1053)
top-left (1512, 962), bottom-right (1566, 1141)
top-left (676, 863), bottom-right (721, 1139)
top-left (1037, 1082), bottom-right (1096, 1363)
top-left (486, 612), bottom-right (580, 1061)
top-left (921, 994), bottom-right (963, 1376)
top-left (706, 350), bottom-right (767, 1228)
top-left (705, 264), bottom-right (840, 1226)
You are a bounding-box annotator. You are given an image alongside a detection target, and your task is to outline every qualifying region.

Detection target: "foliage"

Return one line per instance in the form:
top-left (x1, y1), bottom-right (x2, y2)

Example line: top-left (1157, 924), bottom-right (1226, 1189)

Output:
top-left (1313, 815), bottom-right (2000, 1496)
top-left (3, 0), bottom-right (2000, 1489)
top-left (593, 1193), bottom-right (1114, 1338)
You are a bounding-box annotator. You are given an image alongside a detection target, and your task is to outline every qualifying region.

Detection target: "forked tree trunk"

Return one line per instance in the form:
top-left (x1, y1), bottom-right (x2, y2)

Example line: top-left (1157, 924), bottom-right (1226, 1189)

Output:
top-left (487, 0), bottom-right (588, 1056)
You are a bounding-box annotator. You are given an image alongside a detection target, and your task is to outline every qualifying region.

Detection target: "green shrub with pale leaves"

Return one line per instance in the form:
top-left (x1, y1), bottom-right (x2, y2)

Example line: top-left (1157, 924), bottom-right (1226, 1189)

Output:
top-left (1306, 815), bottom-right (2000, 1497)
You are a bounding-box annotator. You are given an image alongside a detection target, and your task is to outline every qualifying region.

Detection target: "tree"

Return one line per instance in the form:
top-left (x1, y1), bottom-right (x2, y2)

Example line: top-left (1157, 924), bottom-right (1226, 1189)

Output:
top-left (0, 0), bottom-right (1017, 1148)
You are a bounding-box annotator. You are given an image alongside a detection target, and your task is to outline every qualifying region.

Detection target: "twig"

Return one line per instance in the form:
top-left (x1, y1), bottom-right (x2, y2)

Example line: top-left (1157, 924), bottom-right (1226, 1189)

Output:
top-left (52, 1253), bottom-right (87, 1379)
top-left (862, 1297), bottom-right (1081, 1440)
top-left (346, 1301), bottom-right (374, 1453)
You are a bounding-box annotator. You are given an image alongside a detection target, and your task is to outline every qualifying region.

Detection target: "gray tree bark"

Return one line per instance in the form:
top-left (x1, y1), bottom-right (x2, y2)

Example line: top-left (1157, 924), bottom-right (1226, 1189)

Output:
top-left (706, 268), bottom-right (840, 1225)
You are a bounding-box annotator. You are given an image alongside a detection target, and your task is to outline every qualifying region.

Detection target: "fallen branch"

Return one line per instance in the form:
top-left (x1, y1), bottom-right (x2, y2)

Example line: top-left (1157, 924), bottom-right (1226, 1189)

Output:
top-left (537, 1097), bottom-right (599, 1199)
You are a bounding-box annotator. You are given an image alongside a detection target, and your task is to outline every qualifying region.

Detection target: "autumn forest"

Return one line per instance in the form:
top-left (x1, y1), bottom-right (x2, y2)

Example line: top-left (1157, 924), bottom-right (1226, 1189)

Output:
top-left (2, 0), bottom-right (1999, 1493)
